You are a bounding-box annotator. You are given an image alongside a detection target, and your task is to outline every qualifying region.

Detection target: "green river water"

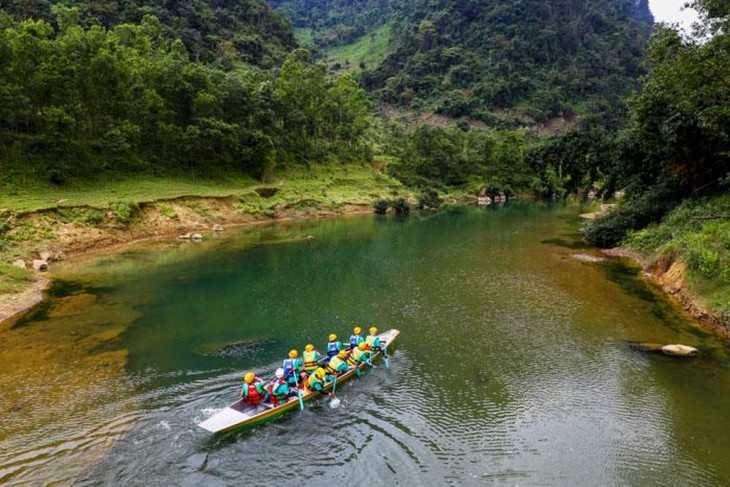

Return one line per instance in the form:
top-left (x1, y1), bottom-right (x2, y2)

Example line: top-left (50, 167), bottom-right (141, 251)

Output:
top-left (1, 202), bottom-right (730, 485)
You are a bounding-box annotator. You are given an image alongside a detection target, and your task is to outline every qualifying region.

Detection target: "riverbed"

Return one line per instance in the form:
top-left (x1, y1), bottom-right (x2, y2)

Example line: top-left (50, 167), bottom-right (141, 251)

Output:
top-left (1, 202), bottom-right (729, 485)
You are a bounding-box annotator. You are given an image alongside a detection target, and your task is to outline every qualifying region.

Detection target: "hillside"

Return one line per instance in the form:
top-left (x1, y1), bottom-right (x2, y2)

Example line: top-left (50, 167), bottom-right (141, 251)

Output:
top-left (0, 0), bottom-right (296, 67)
top-left (271, 0), bottom-right (654, 124)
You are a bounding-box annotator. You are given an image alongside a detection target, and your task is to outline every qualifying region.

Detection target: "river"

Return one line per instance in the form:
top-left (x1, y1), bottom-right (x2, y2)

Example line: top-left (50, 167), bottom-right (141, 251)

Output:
top-left (1, 202), bottom-right (729, 485)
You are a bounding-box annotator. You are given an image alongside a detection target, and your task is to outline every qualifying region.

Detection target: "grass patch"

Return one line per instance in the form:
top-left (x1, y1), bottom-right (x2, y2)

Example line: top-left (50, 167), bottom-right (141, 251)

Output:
top-left (0, 176), bottom-right (259, 213)
top-left (0, 263), bottom-right (34, 293)
top-left (623, 194), bottom-right (730, 314)
top-left (326, 24), bottom-right (391, 74)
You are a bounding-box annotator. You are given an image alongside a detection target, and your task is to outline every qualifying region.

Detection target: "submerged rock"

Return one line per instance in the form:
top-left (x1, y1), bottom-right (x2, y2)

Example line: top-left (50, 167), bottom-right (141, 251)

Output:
top-left (198, 338), bottom-right (279, 358)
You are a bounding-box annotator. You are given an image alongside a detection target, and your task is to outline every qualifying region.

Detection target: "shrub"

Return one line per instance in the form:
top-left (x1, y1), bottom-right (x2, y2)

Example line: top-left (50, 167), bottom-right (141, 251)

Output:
top-left (109, 201), bottom-right (140, 226)
top-left (391, 196), bottom-right (410, 215)
top-left (417, 189), bottom-right (441, 209)
top-left (372, 198), bottom-right (389, 214)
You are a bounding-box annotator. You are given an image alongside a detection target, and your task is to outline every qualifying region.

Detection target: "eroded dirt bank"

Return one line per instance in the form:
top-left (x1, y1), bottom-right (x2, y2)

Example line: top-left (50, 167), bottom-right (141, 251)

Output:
top-left (602, 248), bottom-right (730, 337)
top-left (1, 196), bottom-right (372, 325)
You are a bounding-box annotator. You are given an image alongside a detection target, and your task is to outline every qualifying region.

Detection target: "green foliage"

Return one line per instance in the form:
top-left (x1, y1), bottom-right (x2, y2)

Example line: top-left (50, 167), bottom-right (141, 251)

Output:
top-left (585, 6), bottom-right (730, 247)
top-left (417, 189), bottom-right (441, 209)
top-left (158, 203), bottom-right (178, 220)
top-left (391, 196), bottom-right (410, 215)
top-left (109, 201), bottom-right (139, 226)
top-left (353, 0), bottom-right (652, 122)
top-left (0, 263), bottom-right (34, 294)
top-left (0, 14), bottom-right (373, 184)
top-left (386, 123), bottom-right (532, 192)
top-left (622, 194), bottom-right (730, 313)
top-left (372, 197), bottom-right (389, 214)
top-left (1, 0), bottom-right (296, 67)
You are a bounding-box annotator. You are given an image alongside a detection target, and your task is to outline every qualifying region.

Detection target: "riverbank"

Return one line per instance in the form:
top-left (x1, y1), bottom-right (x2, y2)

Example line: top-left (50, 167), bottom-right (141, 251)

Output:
top-left (0, 164), bottom-right (416, 326)
top-left (602, 247), bottom-right (730, 337)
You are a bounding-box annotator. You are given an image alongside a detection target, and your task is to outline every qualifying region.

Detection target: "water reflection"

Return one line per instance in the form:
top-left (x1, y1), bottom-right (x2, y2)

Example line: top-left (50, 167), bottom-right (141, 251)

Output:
top-left (2, 203), bottom-right (730, 485)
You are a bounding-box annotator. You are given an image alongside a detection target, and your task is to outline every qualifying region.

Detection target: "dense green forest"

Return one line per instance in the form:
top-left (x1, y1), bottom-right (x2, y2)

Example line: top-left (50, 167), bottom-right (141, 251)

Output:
top-left (0, 3), bottom-right (371, 182)
top-left (271, 0), bottom-right (653, 123)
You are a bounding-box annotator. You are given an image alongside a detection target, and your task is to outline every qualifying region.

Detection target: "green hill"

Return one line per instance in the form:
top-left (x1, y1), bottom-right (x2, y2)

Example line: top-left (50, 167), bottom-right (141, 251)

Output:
top-left (270, 0), bottom-right (654, 124)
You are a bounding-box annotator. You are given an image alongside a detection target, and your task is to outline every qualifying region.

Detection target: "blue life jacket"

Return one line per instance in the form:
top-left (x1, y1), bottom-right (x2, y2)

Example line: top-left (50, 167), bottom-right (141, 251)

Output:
top-left (326, 341), bottom-right (341, 357)
top-left (349, 334), bottom-right (363, 349)
top-left (282, 358), bottom-right (296, 377)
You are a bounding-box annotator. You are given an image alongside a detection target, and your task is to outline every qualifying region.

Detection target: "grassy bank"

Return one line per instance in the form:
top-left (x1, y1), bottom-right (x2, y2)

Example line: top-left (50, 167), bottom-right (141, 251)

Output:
top-left (622, 194), bottom-right (730, 316)
top-left (0, 164), bottom-right (410, 303)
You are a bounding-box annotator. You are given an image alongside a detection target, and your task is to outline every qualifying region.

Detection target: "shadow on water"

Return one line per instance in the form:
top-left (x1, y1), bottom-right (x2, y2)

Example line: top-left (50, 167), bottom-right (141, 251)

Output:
top-left (541, 237), bottom-right (591, 250)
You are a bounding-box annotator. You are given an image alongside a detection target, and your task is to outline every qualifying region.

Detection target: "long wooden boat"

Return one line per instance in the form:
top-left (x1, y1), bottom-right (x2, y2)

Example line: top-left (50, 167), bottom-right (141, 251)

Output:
top-left (198, 328), bottom-right (400, 434)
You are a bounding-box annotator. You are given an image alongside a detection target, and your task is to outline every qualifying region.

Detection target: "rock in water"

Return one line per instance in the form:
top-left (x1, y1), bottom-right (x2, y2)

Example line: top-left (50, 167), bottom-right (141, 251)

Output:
top-left (660, 344), bottom-right (699, 357)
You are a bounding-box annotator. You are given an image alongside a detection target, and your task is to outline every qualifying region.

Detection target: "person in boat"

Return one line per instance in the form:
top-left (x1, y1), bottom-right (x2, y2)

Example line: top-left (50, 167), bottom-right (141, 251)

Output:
top-left (326, 333), bottom-right (343, 358)
top-left (347, 342), bottom-right (371, 367)
top-left (268, 368), bottom-right (290, 406)
top-left (325, 349), bottom-right (350, 377)
top-left (241, 372), bottom-right (267, 405)
top-left (349, 326), bottom-right (365, 350)
top-left (365, 326), bottom-right (383, 352)
top-left (347, 341), bottom-right (372, 377)
top-left (302, 343), bottom-right (322, 376)
top-left (282, 349), bottom-right (304, 388)
top-left (306, 367), bottom-right (328, 392)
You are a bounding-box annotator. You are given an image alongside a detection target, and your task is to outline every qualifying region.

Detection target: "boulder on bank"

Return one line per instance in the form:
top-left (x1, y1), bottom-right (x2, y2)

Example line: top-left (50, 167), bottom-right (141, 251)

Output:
top-left (629, 342), bottom-right (699, 357)
top-left (12, 259), bottom-right (26, 269)
top-left (661, 344), bottom-right (699, 357)
top-left (32, 259), bottom-right (48, 272)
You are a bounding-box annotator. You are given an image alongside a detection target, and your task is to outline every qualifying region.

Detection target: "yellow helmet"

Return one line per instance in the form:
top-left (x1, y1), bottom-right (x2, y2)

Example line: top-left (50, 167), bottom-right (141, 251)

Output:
top-left (338, 350), bottom-right (348, 359)
top-left (358, 342), bottom-right (367, 351)
top-left (353, 326), bottom-right (362, 334)
top-left (329, 333), bottom-right (337, 341)
top-left (243, 372), bottom-right (255, 383)
top-left (305, 344), bottom-right (314, 352)
top-left (315, 367), bottom-right (326, 379)
top-left (288, 349), bottom-right (298, 359)
top-left (369, 327), bottom-right (378, 335)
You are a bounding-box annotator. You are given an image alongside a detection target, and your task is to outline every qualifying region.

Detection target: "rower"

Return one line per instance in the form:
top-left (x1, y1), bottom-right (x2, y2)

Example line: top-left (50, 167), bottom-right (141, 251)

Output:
top-left (306, 367), bottom-right (327, 392)
top-left (349, 326), bottom-right (365, 350)
top-left (325, 349), bottom-right (350, 377)
top-left (347, 342), bottom-right (371, 367)
top-left (282, 349), bottom-right (303, 388)
top-left (347, 342), bottom-right (372, 377)
top-left (365, 326), bottom-right (382, 352)
top-left (268, 368), bottom-right (290, 406)
top-left (326, 333), bottom-right (343, 358)
top-left (241, 372), bottom-right (267, 405)
top-left (302, 343), bottom-right (322, 376)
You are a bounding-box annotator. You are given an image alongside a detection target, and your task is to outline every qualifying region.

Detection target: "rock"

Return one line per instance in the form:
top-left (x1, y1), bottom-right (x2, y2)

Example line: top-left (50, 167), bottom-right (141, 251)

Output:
top-left (661, 344), bottom-right (698, 357)
top-left (39, 250), bottom-right (52, 261)
top-left (191, 233), bottom-right (203, 241)
top-left (477, 196), bottom-right (491, 206)
top-left (12, 259), bottom-right (26, 269)
top-left (178, 233), bottom-right (192, 240)
top-left (212, 224), bottom-right (223, 232)
top-left (32, 259), bottom-right (48, 272)
top-left (569, 253), bottom-right (606, 263)
top-left (40, 249), bottom-right (66, 261)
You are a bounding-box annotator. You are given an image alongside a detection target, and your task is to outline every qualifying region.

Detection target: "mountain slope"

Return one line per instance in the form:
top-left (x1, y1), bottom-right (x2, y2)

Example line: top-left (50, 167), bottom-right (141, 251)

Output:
top-left (271, 0), bottom-right (654, 123)
top-left (0, 0), bottom-right (296, 67)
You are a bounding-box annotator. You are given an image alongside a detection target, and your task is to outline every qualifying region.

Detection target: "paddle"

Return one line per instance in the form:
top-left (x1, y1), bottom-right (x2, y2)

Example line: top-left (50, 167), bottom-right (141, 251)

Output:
top-left (291, 366), bottom-right (304, 411)
top-left (328, 374), bottom-right (341, 409)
